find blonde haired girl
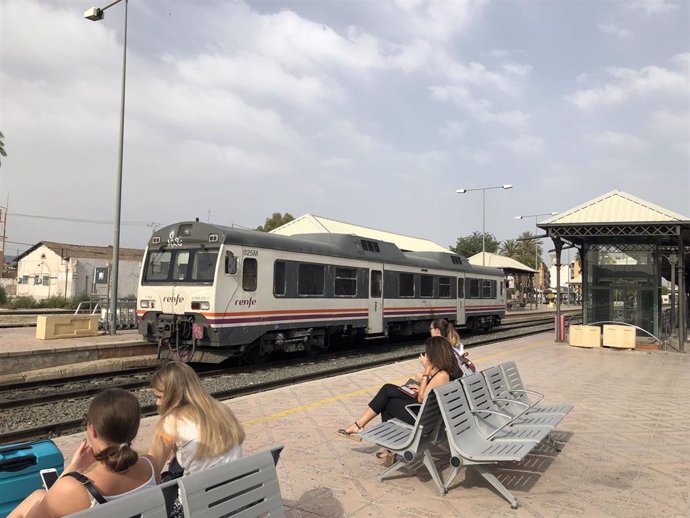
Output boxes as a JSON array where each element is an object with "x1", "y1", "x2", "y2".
[{"x1": 148, "y1": 362, "x2": 245, "y2": 476}]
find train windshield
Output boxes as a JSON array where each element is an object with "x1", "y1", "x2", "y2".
[{"x1": 143, "y1": 248, "x2": 219, "y2": 283}]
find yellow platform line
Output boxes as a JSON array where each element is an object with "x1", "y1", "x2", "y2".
[{"x1": 244, "y1": 341, "x2": 545, "y2": 427}]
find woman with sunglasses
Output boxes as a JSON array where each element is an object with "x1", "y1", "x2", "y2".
[
  {"x1": 9, "y1": 388, "x2": 157, "y2": 518},
  {"x1": 337, "y1": 336, "x2": 460, "y2": 463}
]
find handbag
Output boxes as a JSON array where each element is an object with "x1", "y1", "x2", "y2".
[
  {"x1": 160, "y1": 457, "x2": 184, "y2": 482},
  {"x1": 458, "y1": 352, "x2": 476, "y2": 375}
]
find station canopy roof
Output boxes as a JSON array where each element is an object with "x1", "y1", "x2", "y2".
[
  {"x1": 467, "y1": 252, "x2": 536, "y2": 274},
  {"x1": 539, "y1": 190, "x2": 690, "y2": 248},
  {"x1": 271, "y1": 213, "x2": 449, "y2": 253},
  {"x1": 541, "y1": 190, "x2": 688, "y2": 225}
]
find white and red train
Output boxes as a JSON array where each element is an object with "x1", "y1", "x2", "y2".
[{"x1": 137, "y1": 221, "x2": 506, "y2": 362}]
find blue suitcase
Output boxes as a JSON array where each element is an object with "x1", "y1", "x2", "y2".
[{"x1": 0, "y1": 440, "x2": 64, "y2": 518}]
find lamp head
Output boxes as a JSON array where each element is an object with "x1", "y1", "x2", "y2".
[
  {"x1": 501, "y1": 184, "x2": 513, "y2": 189},
  {"x1": 84, "y1": 7, "x2": 104, "y2": 21},
  {"x1": 456, "y1": 189, "x2": 467, "y2": 194},
  {"x1": 514, "y1": 216, "x2": 523, "y2": 220},
  {"x1": 549, "y1": 211, "x2": 559, "y2": 215}
]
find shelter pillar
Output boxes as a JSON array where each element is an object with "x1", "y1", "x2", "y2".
[
  {"x1": 554, "y1": 238, "x2": 563, "y2": 342},
  {"x1": 679, "y1": 234, "x2": 687, "y2": 351}
]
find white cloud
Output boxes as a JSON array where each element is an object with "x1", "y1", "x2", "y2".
[
  {"x1": 439, "y1": 120, "x2": 466, "y2": 140},
  {"x1": 429, "y1": 86, "x2": 529, "y2": 130},
  {"x1": 502, "y1": 63, "x2": 533, "y2": 76},
  {"x1": 627, "y1": 0, "x2": 678, "y2": 15},
  {"x1": 598, "y1": 23, "x2": 632, "y2": 38},
  {"x1": 567, "y1": 60, "x2": 689, "y2": 110},
  {"x1": 588, "y1": 130, "x2": 648, "y2": 151},
  {"x1": 499, "y1": 135, "x2": 544, "y2": 156},
  {"x1": 648, "y1": 110, "x2": 690, "y2": 136}
]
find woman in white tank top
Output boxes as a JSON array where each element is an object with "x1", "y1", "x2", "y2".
[{"x1": 9, "y1": 389, "x2": 159, "y2": 518}]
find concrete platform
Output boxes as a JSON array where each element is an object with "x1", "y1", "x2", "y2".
[
  {"x1": 0, "y1": 327, "x2": 157, "y2": 384},
  {"x1": 51, "y1": 332, "x2": 689, "y2": 517}
]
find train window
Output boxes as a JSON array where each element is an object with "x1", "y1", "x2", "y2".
[
  {"x1": 421, "y1": 275, "x2": 433, "y2": 298},
  {"x1": 335, "y1": 267, "x2": 357, "y2": 296},
  {"x1": 481, "y1": 279, "x2": 492, "y2": 298},
  {"x1": 399, "y1": 273, "x2": 414, "y2": 297},
  {"x1": 22, "y1": 275, "x2": 29, "y2": 285},
  {"x1": 274, "y1": 261, "x2": 286, "y2": 296},
  {"x1": 439, "y1": 277, "x2": 451, "y2": 298},
  {"x1": 242, "y1": 258, "x2": 258, "y2": 291},
  {"x1": 145, "y1": 251, "x2": 171, "y2": 281},
  {"x1": 192, "y1": 250, "x2": 218, "y2": 281},
  {"x1": 43, "y1": 275, "x2": 50, "y2": 285},
  {"x1": 371, "y1": 270, "x2": 382, "y2": 298},
  {"x1": 468, "y1": 278, "x2": 480, "y2": 298},
  {"x1": 225, "y1": 251, "x2": 237, "y2": 274},
  {"x1": 458, "y1": 277, "x2": 465, "y2": 298},
  {"x1": 298, "y1": 263, "x2": 325, "y2": 296},
  {"x1": 173, "y1": 251, "x2": 190, "y2": 281}
]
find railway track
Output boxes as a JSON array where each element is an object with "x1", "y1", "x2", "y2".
[{"x1": 0, "y1": 313, "x2": 580, "y2": 444}]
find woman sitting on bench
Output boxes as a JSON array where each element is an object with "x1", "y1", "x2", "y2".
[
  {"x1": 10, "y1": 389, "x2": 158, "y2": 518},
  {"x1": 148, "y1": 362, "x2": 245, "y2": 518},
  {"x1": 337, "y1": 337, "x2": 460, "y2": 463}
]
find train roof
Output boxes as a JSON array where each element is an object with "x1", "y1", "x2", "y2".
[{"x1": 148, "y1": 221, "x2": 503, "y2": 276}]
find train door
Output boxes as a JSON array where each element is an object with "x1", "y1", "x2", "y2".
[
  {"x1": 368, "y1": 268, "x2": 384, "y2": 333},
  {"x1": 456, "y1": 276, "x2": 466, "y2": 325}
]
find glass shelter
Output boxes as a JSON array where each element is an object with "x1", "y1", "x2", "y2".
[{"x1": 538, "y1": 190, "x2": 689, "y2": 351}]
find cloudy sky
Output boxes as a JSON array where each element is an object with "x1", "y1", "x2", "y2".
[{"x1": 1, "y1": 0, "x2": 688, "y2": 258}]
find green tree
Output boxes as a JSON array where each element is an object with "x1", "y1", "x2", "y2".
[
  {"x1": 450, "y1": 231, "x2": 500, "y2": 258},
  {"x1": 256, "y1": 212, "x2": 295, "y2": 232},
  {"x1": 500, "y1": 239, "x2": 520, "y2": 258},
  {"x1": 515, "y1": 231, "x2": 543, "y2": 269}
]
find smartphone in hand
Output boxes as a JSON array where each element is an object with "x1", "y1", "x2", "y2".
[{"x1": 39, "y1": 468, "x2": 59, "y2": 490}]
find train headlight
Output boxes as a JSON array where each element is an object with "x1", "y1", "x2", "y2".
[
  {"x1": 140, "y1": 300, "x2": 149, "y2": 308},
  {"x1": 191, "y1": 301, "x2": 210, "y2": 310}
]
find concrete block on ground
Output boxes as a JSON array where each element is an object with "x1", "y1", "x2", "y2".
[
  {"x1": 602, "y1": 324, "x2": 636, "y2": 349},
  {"x1": 569, "y1": 325, "x2": 601, "y2": 348},
  {"x1": 36, "y1": 315, "x2": 100, "y2": 340}
]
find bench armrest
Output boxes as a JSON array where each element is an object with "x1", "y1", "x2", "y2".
[
  {"x1": 510, "y1": 388, "x2": 544, "y2": 404},
  {"x1": 404, "y1": 403, "x2": 421, "y2": 419}
]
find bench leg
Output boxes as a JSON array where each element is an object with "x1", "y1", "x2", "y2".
[
  {"x1": 546, "y1": 434, "x2": 562, "y2": 452},
  {"x1": 377, "y1": 457, "x2": 406, "y2": 483},
  {"x1": 422, "y1": 450, "x2": 446, "y2": 496},
  {"x1": 474, "y1": 465, "x2": 518, "y2": 509}
]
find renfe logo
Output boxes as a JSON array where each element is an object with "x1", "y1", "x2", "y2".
[
  {"x1": 234, "y1": 297, "x2": 257, "y2": 307},
  {"x1": 163, "y1": 295, "x2": 185, "y2": 305}
]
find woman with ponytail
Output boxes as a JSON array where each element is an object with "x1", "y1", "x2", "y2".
[{"x1": 9, "y1": 388, "x2": 157, "y2": 518}]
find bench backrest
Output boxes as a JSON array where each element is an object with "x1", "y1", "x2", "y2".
[
  {"x1": 460, "y1": 372, "x2": 506, "y2": 431},
  {"x1": 178, "y1": 448, "x2": 284, "y2": 518},
  {"x1": 482, "y1": 365, "x2": 513, "y2": 408},
  {"x1": 432, "y1": 381, "x2": 489, "y2": 456},
  {"x1": 415, "y1": 390, "x2": 443, "y2": 443},
  {"x1": 500, "y1": 361, "x2": 526, "y2": 395},
  {"x1": 67, "y1": 479, "x2": 175, "y2": 518}
]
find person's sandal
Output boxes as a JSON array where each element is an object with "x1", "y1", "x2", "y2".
[
  {"x1": 337, "y1": 421, "x2": 363, "y2": 442},
  {"x1": 376, "y1": 450, "x2": 397, "y2": 467}
]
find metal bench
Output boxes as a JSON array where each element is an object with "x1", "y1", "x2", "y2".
[
  {"x1": 67, "y1": 446, "x2": 285, "y2": 518},
  {"x1": 357, "y1": 389, "x2": 446, "y2": 495},
  {"x1": 433, "y1": 381, "x2": 538, "y2": 509}
]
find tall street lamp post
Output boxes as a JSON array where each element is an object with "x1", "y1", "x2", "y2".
[
  {"x1": 456, "y1": 185, "x2": 513, "y2": 265},
  {"x1": 84, "y1": 0, "x2": 128, "y2": 334},
  {"x1": 514, "y1": 211, "x2": 558, "y2": 305}
]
